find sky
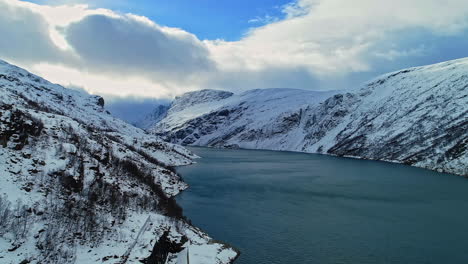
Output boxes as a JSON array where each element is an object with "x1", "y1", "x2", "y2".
[
  {"x1": 23, "y1": 0, "x2": 292, "y2": 40},
  {"x1": 2, "y1": 0, "x2": 468, "y2": 102}
]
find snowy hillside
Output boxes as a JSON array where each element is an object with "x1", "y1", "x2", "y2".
[
  {"x1": 151, "y1": 59, "x2": 468, "y2": 176},
  {"x1": 151, "y1": 88, "x2": 337, "y2": 148},
  {"x1": 134, "y1": 104, "x2": 170, "y2": 130},
  {"x1": 0, "y1": 60, "x2": 238, "y2": 263},
  {"x1": 154, "y1": 89, "x2": 236, "y2": 133}
]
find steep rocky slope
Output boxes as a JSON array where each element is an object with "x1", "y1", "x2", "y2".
[
  {"x1": 134, "y1": 104, "x2": 170, "y2": 130},
  {"x1": 0, "y1": 60, "x2": 237, "y2": 263},
  {"x1": 151, "y1": 59, "x2": 468, "y2": 176}
]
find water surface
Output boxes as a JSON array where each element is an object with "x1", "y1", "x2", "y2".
[{"x1": 176, "y1": 147, "x2": 468, "y2": 264}]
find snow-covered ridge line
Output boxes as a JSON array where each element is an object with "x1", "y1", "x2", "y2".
[
  {"x1": 150, "y1": 58, "x2": 468, "y2": 176},
  {"x1": 0, "y1": 59, "x2": 238, "y2": 264}
]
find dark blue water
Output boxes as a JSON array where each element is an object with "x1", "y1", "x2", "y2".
[{"x1": 176, "y1": 147, "x2": 468, "y2": 264}]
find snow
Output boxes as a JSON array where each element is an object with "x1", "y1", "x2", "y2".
[
  {"x1": 152, "y1": 58, "x2": 468, "y2": 176},
  {"x1": 156, "y1": 89, "x2": 236, "y2": 132},
  {"x1": 156, "y1": 88, "x2": 336, "y2": 134},
  {"x1": 151, "y1": 88, "x2": 337, "y2": 150},
  {"x1": 0, "y1": 59, "x2": 238, "y2": 263},
  {"x1": 71, "y1": 212, "x2": 237, "y2": 264}
]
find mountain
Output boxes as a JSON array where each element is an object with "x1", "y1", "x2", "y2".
[
  {"x1": 153, "y1": 89, "x2": 236, "y2": 133},
  {"x1": 104, "y1": 99, "x2": 171, "y2": 130},
  {"x1": 151, "y1": 88, "x2": 337, "y2": 146},
  {"x1": 0, "y1": 60, "x2": 238, "y2": 263},
  {"x1": 150, "y1": 58, "x2": 468, "y2": 176},
  {"x1": 134, "y1": 104, "x2": 170, "y2": 130}
]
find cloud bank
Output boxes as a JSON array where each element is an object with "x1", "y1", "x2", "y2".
[{"x1": 1, "y1": 0, "x2": 468, "y2": 98}]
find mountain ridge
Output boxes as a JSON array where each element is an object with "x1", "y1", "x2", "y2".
[
  {"x1": 0, "y1": 59, "x2": 238, "y2": 263},
  {"x1": 150, "y1": 58, "x2": 468, "y2": 176}
]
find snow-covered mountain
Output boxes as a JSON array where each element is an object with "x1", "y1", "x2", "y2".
[
  {"x1": 154, "y1": 89, "x2": 236, "y2": 133},
  {"x1": 150, "y1": 58, "x2": 468, "y2": 176},
  {"x1": 134, "y1": 104, "x2": 170, "y2": 130},
  {"x1": 0, "y1": 60, "x2": 238, "y2": 263},
  {"x1": 151, "y1": 88, "x2": 337, "y2": 146}
]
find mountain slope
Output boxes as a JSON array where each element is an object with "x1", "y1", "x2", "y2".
[
  {"x1": 151, "y1": 88, "x2": 337, "y2": 148},
  {"x1": 134, "y1": 104, "x2": 170, "y2": 130},
  {"x1": 151, "y1": 58, "x2": 468, "y2": 176},
  {"x1": 0, "y1": 60, "x2": 237, "y2": 263}
]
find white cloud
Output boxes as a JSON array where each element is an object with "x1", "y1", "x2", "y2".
[
  {"x1": 0, "y1": 0, "x2": 64, "y2": 62},
  {"x1": 248, "y1": 14, "x2": 279, "y2": 25},
  {"x1": 0, "y1": 0, "x2": 214, "y2": 97},
  {"x1": 208, "y1": 0, "x2": 468, "y2": 77},
  {"x1": 1, "y1": 0, "x2": 468, "y2": 98},
  {"x1": 29, "y1": 63, "x2": 202, "y2": 98},
  {"x1": 64, "y1": 13, "x2": 215, "y2": 80},
  {"x1": 374, "y1": 46, "x2": 427, "y2": 61}
]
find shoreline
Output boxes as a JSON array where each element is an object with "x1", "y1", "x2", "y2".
[
  {"x1": 172, "y1": 158, "x2": 241, "y2": 264},
  {"x1": 185, "y1": 145, "x2": 467, "y2": 177}
]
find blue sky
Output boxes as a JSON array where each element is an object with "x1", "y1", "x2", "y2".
[
  {"x1": 3, "y1": 0, "x2": 468, "y2": 100},
  {"x1": 23, "y1": 0, "x2": 292, "y2": 40}
]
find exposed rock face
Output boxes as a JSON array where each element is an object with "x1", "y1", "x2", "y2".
[
  {"x1": 95, "y1": 96, "x2": 105, "y2": 107},
  {"x1": 0, "y1": 60, "x2": 238, "y2": 263},
  {"x1": 151, "y1": 59, "x2": 468, "y2": 176}
]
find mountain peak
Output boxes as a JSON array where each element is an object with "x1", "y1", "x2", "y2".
[{"x1": 171, "y1": 89, "x2": 234, "y2": 112}]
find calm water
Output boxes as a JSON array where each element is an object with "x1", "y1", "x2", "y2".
[{"x1": 176, "y1": 147, "x2": 468, "y2": 264}]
